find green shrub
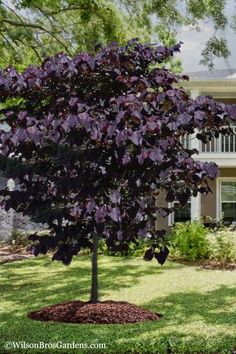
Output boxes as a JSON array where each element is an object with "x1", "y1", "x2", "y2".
[
  {"x1": 171, "y1": 221, "x2": 209, "y2": 261},
  {"x1": 82, "y1": 238, "x2": 151, "y2": 258},
  {"x1": 11, "y1": 229, "x2": 29, "y2": 247},
  {"x1": 98, "y1": 238, "x2": 149, "y2": 257},
  {"x1": 207, "y1": 228, "x2": 236, "y2": 264}
]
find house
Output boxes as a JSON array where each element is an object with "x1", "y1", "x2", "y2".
[
  {"x1": 0, "y1": 177, "x2": 45, "y2": 241},
  {"x1": 157, "y1": 69, "x2": 236, "y2": 230}
]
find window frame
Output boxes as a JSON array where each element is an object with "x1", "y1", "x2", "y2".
[
  {"x1": 168, "y1": 201, "x2": 191, "y2": 226},
  {"x1": 217, "y1": 177, "x2": 236, "y2": 223}
]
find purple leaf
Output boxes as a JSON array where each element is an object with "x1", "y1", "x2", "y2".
[
  {"x1": 27, "y1": 126, "x2": 41, "y2": 145},
  {"x1": 143, "y1": 248, "x2": 154, "y2": 261},
  {"x1": 109, "y1": 207, "x2": 121, "y2": 223},
  {"x1": 122, "y1": 153, "x2": 131, "y2": 165},
  {"x1": 165, "y1": 190, "x2": 175, "y2": 203},
  {"x1": 69, "y1": 97, "x2": 79, "y2": 107},
  {"x1": 117, "y1": 230, "x2": 123, "y2": 241},
  {"x1": 86, "y1": 200, "x2": 95, "y2": 214},
  {"x1": 116, "y1": 130, "x2": 127, "y2": 146},
  {"x1": 177, "y1": 190, "x2": 190, "y2": 206},
  {"x1": 157, "y1": 208, "x2": 171, "y2": 217},
  {"x1": 159, "y1": 169, "x2": 170, "y2": 179},
  {"x1": 70, "y1": 207, "x2": 82, "y2": 218},
  {"x1": 137, "y1": 149, "x2": 148, "y2": 165},
  {"x1": 135, "y1": 210, "x2": 143, "y2": 222},
  {"x1": 138, "y1": 228, "x2": 147, "y2": 238},
  {"x1": 78, "y1": 112, "x2": 91, "y2": 132},
  {"x1": 194, "y1": 110, "x2": 205, "y2": 122},
  {"x1": 95, "y1": 207, "x2": 107, "y2": 223},
  {"x1": 166, "y1": 89, "x2": 176, "y2": 97},
  {"x1": 130, "y1": 131, "x2": 142, "y2": 145},
  {"x1": 149, "y1": 147, "x2": 162, "y2": 162},
  {"x1": 91, "y1": 128, "x2": 102, "y2": 141},
  {"x1": 67, "y1": 115, "x2": 78, "y2": 128},
  {"x1": 226, "y1": 104, "x2": 236, "y2": 120},
  {"x1": 18, "y1": 111, "x2": 27, "y2": 121},
  {"x1": 154, "y1": 246, "x2": 169, "y2": 265},
  {"x1": 99, "y1": 166, "x2": 106, "y2": 174},
  {"x1": 109, "y1": 190, "x2": 121, "y2": 204},
  {"x1": 204, "y1": 162, "x2": 218, "y2": 179},
  {"x1": 146, "y1": 121, "x2": 157, "y2": 131},
  {"x1": 17, "y1": 128, "x2": 28, "y2": 142},
  {"x1": 178, "y1": 112, "x2": 191, "y2": 125}
]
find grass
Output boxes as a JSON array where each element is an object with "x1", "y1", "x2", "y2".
[{"x1": 0, "y1": 255, "x2": 236, "y2": 354}]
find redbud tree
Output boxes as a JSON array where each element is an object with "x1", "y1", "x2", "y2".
[{"x1": 0, "y1": 40, "x2": 235, "y2": 303}]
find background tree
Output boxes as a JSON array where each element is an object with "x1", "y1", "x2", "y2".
[
  {"x1": 0, "y1": 40, "x2": 235, "y2": 303},
  {"x1": 118, "y1": 0, "x2": 233, "y2": 70},
  {"x1": 0, "y1": 0, "x2": 131, "y2": 70},
  {"x1": 0, "y1": 0, "x2": 235, "y2": 71}
]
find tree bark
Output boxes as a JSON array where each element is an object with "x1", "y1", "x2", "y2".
[{"x1": 90, "y1": 232, "x2": 99, "y2": 303}]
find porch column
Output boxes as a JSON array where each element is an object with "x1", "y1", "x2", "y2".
[
  {"x1": 191, "y1": 194, "x2": 201, "y2": 221},
  {"x1": 190, "y1": 87, "x2": 201, "y2": 220},
  {"x1": 190, "y1": 89, "x2": 200, "y2": 152},
  {"x1": 190, "y1": 89, "x2": 200, "y2": 99}
]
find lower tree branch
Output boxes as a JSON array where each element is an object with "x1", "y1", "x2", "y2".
[{"x1": 2, "y1": 19, "x2": 72, "y2": 55}]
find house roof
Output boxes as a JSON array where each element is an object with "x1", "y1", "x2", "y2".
[
  {"x1": 186, "y1": 69, "x2": 236, "y2": 81},
  {"x1": 179, "y1": 69, "x2": 236, "y2": 100}
]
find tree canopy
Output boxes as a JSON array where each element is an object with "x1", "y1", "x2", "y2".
[
  {"x1": 0, "y1": 39, "x2": 235, "y2": 270},
  {"x1": 0, "y1": 0, "x2": 234, "y2": 70}
]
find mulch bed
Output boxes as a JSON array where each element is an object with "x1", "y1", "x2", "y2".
[
  {"x1": 28, "y1": 300, "x2": 161, "y2": 324},
  {"x1": 172, "y1": 258, "x2": 236, "y2": 271},
  {"x1": 0, "y1": 245, "x2": 32, "y2": 264}
]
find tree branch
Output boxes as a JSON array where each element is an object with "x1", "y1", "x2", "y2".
[
  {"x1": 34, "y1": 6, "x2": 72, "y2": 38},
  {"x1": 0, "y1": 33, "x2": 20, "y2": 56},
  {"x1": 18, "y1": 38, "x2": 42, "y2": 62},
  {"x1": 4, "y1": 4, "x2": 45, "y2": 51},
  {"x1": 34, "y1": 4, "x2": 97, "y2": 16},
  {"x1": 2, "y1": 19, "x2": 72, "y2": 55}
]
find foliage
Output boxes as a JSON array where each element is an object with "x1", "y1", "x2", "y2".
[
  {"x1": 207, "y1": 228, "x2": 236, "y2": 264},
  {"x1": 97, "y1": 238, "x2": 153, "y2": 257},
  {"x1": 0, "y1": 40, "x2": 235, "y2": 269},
  {"x1": 1, "y1": 256, "x2": 236, "y2": 354},
  {"x1": 11, "y1": 229, "x2": 29, "y2": 247},
  {"x1": 0, "y1": 0, "x2": 129, "y2": 71},
  {"x1": 200, "y1": 37, "x2": 230, "y2": 70},
  {"x1": 171, "y1": 221, "x2": 209, "y2": 261},
  {"x1": 171, "y1": 222, "x2": 236, "y2": 264},
  {"x1": 119, "y1": 0, "x2": 232, "y2": 69},
  {"x1": 0, "y1": 0, "x2": 235, "y2": 70},
  {"x1": 10, "y1": 229, "x2": 50, "y2": 248}
]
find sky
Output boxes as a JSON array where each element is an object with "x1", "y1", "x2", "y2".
[{"x1": 177, "y1": 0, "x2": 236, "y2": 73}]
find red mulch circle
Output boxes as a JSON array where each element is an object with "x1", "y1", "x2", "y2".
[{"x1": 28, "y1": 300, "x2": 161, "y2": 324}]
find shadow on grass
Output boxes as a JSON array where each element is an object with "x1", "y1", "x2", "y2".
[
  {"x1": 112, "y1": 285, "x2": 236, "y2": 353},
  {"x1": 1, "y1": 257, "x2": 236, "y2": 353},
  {"x1": 143, "y1": 285, "x2": 236, "y2": 327},
  {"x1": 113, "y1": 329, "x2": 236, "y2": 354},
  {"x1": 0, "y1": 255, "x2": 183, "y2": 319}
]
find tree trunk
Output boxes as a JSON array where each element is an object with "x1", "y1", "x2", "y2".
[{"x1": 90, "y1": 232, "x2": 99, "y2": 303}]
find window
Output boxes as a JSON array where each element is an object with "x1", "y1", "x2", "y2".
[
  {"x1": 220, "y1": 180, "x2": 236, "y2": 222},
  {"x1": 170, "y1": 201, "x2": 191, "y2": 225},
  {"x1": 179, "y1": 134, "x2": 190, "y2": 149}
]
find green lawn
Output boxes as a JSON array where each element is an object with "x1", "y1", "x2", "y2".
[{"x1": 0, "y1": 255, "x2": 236, "y2": 354}]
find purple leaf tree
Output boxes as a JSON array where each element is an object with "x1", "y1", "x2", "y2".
[{"x1": 0, "y1": 39, "x2": 235, "y2": 303}]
